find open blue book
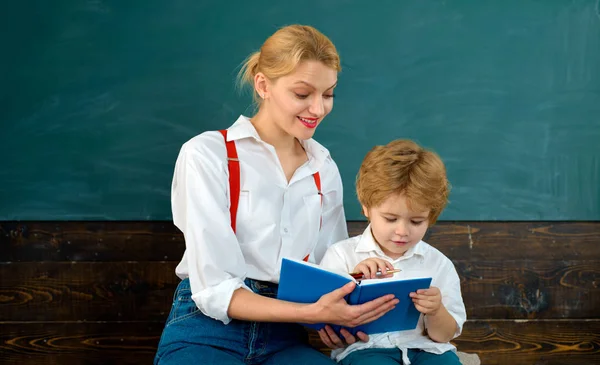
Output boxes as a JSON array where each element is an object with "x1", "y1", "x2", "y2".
[{"x1": 277, "y1": 257, "x2": 432, "y2": 335}]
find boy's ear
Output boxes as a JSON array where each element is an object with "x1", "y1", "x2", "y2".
[{"x1": 361, "y1": 205, "x2": 370, "y2": 219}]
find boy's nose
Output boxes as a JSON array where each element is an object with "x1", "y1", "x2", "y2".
[{"x1": 395, "y1": 221, "x2": 409, "y2": 236}]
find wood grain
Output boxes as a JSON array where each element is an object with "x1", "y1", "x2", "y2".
[
  {"x1": 0, "y1": 262, "x2": 179, "y2": 322},
  {"x1": 1, "y1": 320, "x2": 598, "y2": 365},
  {"x1": 0, "y1": 221, "x2": 183, "y2": 262},
  {"x1": 308, "y1": 320, "x2": 600, "y2": 364},
  {"x1": 1, "y1": 221, "x2": 598, "y2": 364},
  {"x1": 1, "y1": 260, "x2": 598, "y2": 321},
  {"x1": 454, "y1": 260, "x2": 599, "y2": 319},
  {"x1": 2, "y1": 221, "x2": 599, "y2": 261},
  {"x1": 0, "y1": 322, "x2": 161, "y2": 365}
]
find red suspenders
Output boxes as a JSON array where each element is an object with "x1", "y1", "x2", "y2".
[
  {"x1": 219, "y1": 129, "x2": 321, "y2": 262},
  {"x1": 218, "y1": 130, "x2": 241, "y2": 233}
]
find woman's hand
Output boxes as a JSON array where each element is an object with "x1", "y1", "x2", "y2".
[
  {"x1": 353, "y1": 258, "x2": 395, "y2": 279},
  {"x1": 318, "y1": 325, "x2": 369, "y2": 349},
  {"x1": 310, "y1": 281, "x2": 399, "y2": 328}
]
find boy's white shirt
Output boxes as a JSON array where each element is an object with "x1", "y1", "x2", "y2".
[{"x1": 319, "y1": 225, "x2": 467, "y2": 364}]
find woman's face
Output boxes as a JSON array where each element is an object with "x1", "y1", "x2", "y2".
[{"x1": 259, "y1": 60, "x2": 338, "y2": 140}]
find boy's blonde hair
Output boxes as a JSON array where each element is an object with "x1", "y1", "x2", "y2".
[
  {"x1": 356, "y1": 139, "x2": 450, "y2": 224},
  {"x1": 237, "y1": 24, "x2": 341, "y2": 105}
]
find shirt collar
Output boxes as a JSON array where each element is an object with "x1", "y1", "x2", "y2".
[
  {"x1": 226, "y1": 115, "x2": 261, "y2": 141},
  {"x1": 355, "y1": 224, "x2": 426, "y2": 260},
  {"x1": 226, "y1": 115, "x2": 331, "y2": 172},
  {"x1": 298, "y1": 138, "x2": 330, "y2": 172}
]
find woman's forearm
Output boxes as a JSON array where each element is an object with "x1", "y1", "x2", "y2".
[
  {"x1": 227, "y1": 288, "x2": 317, "y2": 323},
  {"x1": 228, "y1": 284, "x2": 398, "y2": 328}
]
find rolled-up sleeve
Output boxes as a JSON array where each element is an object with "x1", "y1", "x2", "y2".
[
  {"x1": 171, "y1": 134, "x2": 250, "y2": 324},
  {"x1": 313, "y1": 158, "x2": 348, "y2": 264},
  {"x1": 426, "y1": 259, "x2": 466, "y2": 338}
]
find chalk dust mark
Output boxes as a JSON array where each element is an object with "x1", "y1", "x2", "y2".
[{"x1": 467, "y1": 225, "x2": 474, "y2": 249}]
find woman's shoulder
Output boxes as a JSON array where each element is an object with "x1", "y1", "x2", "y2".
[
  {"x1": 179, "y1": 115, "x2": 251, "y2": 158},
  {"x1": 177, "y1": 130, "x2": 228, "y2": 166}
]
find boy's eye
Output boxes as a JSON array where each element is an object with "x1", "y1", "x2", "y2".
[
  {"x1": 411, "y1": 220, "x2": 425, "y2": 225},
  {"x1": 385, "y1": 217, "x2": 396, "y2": 223}
]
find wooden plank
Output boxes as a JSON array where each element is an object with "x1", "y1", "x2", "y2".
[
  {"x1": 2, "y1": 221, "x2": 599, "y2": 262},
  {"x1": 308, "y1": 320, "x2": 600, "y2": 365},
  {"x1": 0, "y1": 221, "x2": 184, "y2": 262},
  {"x1": 0, "y1": 262, "x2": 179, "y2": 322},
  {"x1": 454, "y1": 259, "x2": 599, "y2": 319},
  {"x1": 350, "y1": 221, "x2": 600, "y2": 260},
  {"x1": 453, "y1": 320, "x2": 600, "y2": 365},
  {"x1": 0, "y1": 322, "x2": 161, "y2": 365},
  {"x1": 1, "y1": 320, "x2": 598, "y2": 365},
  {"x1": 1, "y1": 260, "x2": 598, "y2": 321}
]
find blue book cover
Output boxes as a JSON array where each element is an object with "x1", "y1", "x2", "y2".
[
  {"x1": 348, "y1": 276, "x2": 432, "y2": 335},
  {"x1": 276, "y1": 258, "x2": 353, "y2": 330},
  {"x1": 276, "y1": 257, "x2": 432, "y2": 335}
]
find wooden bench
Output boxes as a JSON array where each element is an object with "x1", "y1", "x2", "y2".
[{"x1": 1, "y1": 221, "x2": 599, "y2": 364}]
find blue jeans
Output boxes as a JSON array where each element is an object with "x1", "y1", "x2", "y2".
[
  {"x1": 154, "y1": 278, "x2": 334, "y2": 365},
  {"x1": 340, "y1": 348, "x2": 461, "y2": 365}
]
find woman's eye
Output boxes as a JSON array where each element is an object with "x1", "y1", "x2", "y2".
[
  {"x1": 324, "y1": 94, "x2": 335, "y2": 99},
  {"x1": 295, "y1": 93, "x2": 309, "y2": 99}
]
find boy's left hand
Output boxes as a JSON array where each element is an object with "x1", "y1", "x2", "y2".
[{"x1": 410, "y1": 286, "x2": 442, "y2": 316}]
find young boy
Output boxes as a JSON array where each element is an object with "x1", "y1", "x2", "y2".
[{"x1": 319, "y1": 139, "x2": 466, "y2": 365}]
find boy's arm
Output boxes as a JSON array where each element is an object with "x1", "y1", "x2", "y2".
[
  {"x1": 423, "y1": 301, "x2": 458, "y2": 343},
  {"x1": 423, "y1": 260, "x2": 466, "y2": 343}
]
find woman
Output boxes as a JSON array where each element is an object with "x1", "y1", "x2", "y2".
[{"x1": 154, "y1": 24, "x2": 398, "y2": 364}]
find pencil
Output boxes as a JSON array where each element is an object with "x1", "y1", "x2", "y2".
[{"x1": 349, "y1": 268, "x2": 402, "y2": 280}]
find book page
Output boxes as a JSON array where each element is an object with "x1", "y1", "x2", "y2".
[
  {"x1": 282, "y1": 257, "x2": 356, "y2": 282},
  {"x1": 358, "y1": 275, "x2": 431, "y2": 286}
]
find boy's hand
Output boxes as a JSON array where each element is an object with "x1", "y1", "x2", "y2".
[
  {"x1": 410, "y1": 286, "x2": 443, "y2": 315},
  {"x1": 353, "y1": 258, "x2": 395, "y2": 279},
  {"x1": 317, "y1": 325, "x2": 369, "y2": 349}
]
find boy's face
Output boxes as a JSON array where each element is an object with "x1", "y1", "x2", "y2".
[{"x1": 363, "y1": 193, "x2": 430, "y2": 260}]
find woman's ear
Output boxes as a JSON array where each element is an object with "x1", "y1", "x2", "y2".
[{"x1": 254, "y1": 72, "x2": 268, "y2": 100}]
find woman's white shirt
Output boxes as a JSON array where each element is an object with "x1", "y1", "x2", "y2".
[{"x1": 172, "y1": 115, "x2": 348, "y2": 324}]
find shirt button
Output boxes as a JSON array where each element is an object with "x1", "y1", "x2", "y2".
[{"x1": 283, "y1": 227, "x2": 289, "y2": 233}]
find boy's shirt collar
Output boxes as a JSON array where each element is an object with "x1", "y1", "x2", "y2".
[{"x1": 355, "y1": 224, "x2": 426, "y2": 261}]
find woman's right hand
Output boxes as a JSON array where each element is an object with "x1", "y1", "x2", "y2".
[{"x1": 310, "y1": 281, "x2": 399, "y2": 328}]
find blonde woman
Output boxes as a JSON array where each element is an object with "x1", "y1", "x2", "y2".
[{"x1": 154, "y1": 25, "x2": 399, "y2": 364}]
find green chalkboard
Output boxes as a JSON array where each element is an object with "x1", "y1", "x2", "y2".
[{"x1": 1, "y1": 0, "x2": 599, "y2": 220}]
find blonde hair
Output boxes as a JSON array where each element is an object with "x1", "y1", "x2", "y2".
[
  {"x1": 356, "y1": 139, "x2": 450, "y2": 224},
  {"x1": 237, "y1": 24, "x2": 341, "y2": 104}
]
